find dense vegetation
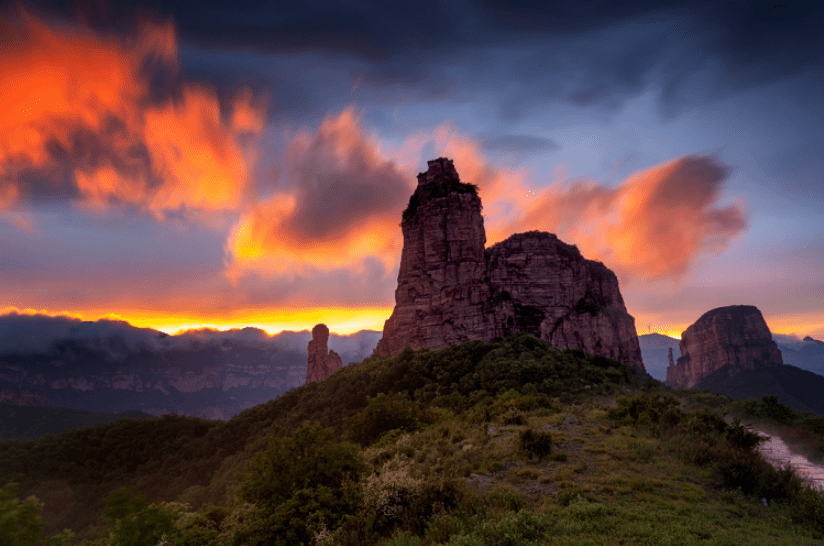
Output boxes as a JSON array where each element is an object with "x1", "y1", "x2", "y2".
[
  {"x1": 402, "y1": 178, "x2": 480, "y2": 221},
  {"x1": 0, "y1": 405, "x2": 152, "y2": 442},
  {"x1": 2, "y1": 334, "x2": 824, "y2": 544}
]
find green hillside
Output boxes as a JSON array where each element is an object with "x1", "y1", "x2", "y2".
[
  {"x1": 0, "y1": 404, "x2": 153, "y2": 441},
  {"x1": 2, "y1": 334, "x2": 824, "y2": 545}
]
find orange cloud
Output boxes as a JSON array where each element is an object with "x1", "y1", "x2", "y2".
[
  {"x1": 508, "y1": 155, "x2": 747, "y2": 281},
  {"x1": 401, "y1": 126, "x2": 746, "y2": 283},
  {"x1": 227, "y1": 108, "x2": 412, "y2": 277},
  {"x1": 0, "y1": 8, "x2": 264, "y2": 218}
]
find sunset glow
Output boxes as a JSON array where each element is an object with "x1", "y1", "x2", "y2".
[
  {"x1": 0, "y1": 306, "x2": 393, "y2": 336},
  {"x1": 0, "y1": 3, "x2": 822, "y2": 344}
]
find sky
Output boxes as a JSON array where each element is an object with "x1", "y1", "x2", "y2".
[{"x1": 0, "y1": 0, "x2": 822, "y2": 340}]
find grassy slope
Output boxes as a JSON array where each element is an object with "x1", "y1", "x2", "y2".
[
  {"x1": 2, "y1": 334, "x2": 824, "y2": 544},
  {"x1": 360, "y1": 401, "x2": 820, "y2": 545}
]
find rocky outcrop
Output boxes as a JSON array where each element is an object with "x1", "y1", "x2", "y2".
[
  {"x1": 306, "y1": 324, "x2": 343, "y2": 384},
  {"x1": 374, "y1": 157, "x2": 644, "y2": 370},
  {"x1": 666, "y1": 305, "x2": 783, "y2": 388}
]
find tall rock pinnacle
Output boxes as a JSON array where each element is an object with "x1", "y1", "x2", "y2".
[
  {"x1": 306, "y1": 324, "x2": 343, "y2": 384},
  {"x1": 374, "y1": 158, "x2": 645, "y2": 370},
  {"x1": 666, "y1": 305, "x2": 783, "y2": 388}
]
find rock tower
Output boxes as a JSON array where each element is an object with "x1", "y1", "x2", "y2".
[
  {"x1": 374, "y1": 158, "x2": 645, "y2": 370},
  {"x1": 665, "y1": 305, "x2": 783, "y2": 388},
  {"x1": 306, "y1": 324, "x2": 343, "y2": 384}
]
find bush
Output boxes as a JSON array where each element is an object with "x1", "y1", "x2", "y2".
[
  {"x1": 790, "y1": 487, "x2": 824, "y2": 537},
  {"x1": 725, "y1": 419, "x2": 765, "y2": 450},
  {"x1": 239, "y1": 422, "x2": 364, "y2": 545},
  {"x1": 108, "y1": 503, "x2": 180, "y2": 546},
  {"x1": 518, "y1": 429, "x2": 552, "y2": 461},
  {"x1": 345, "y1": 394, "x2": 423, "y2": 447},
  {"x1": 608, "y1": 394, "x2": 682, "y2": 429},
  {"x1": 0, "y1": 482, "x2": 44, "y2": 546}
]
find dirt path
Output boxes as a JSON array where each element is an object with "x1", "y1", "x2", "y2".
[{"x1": 754, "y1": 429, "x2": 824, "y2": 491}]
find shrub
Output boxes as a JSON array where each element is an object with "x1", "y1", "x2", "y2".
[
  {"x1": 518, "y1": 429, "x2": 552, "y2": 461},
  {"x1": 363, "y1": 451, "x2": 462, "y2": 537},
  {"x1": 500, "y1": 407, "x2": 525, "y2": 426},
  {"x1": 790, "y1": 487, "x2": 824, "y2": 537},
  {"x1": 345, "y1": 394, "x2": 423, "y2": 447},
  {"x1": 725, "y1": 419, "x2": 765, "y2": 450},
  {"x1": 443, "y1": 510, "x2": 548, "y2": 545},
  {"x1": 608, "y1": 394, "x2": 682, "y2": 429},
  {"x1": 0, "y1": 482, "x2": 44, "y2": 546},
  {"x1": 239, "y1": 422, "x2": 364, "y2": 545},
  {"x1": 556, "y1": 487, "x2": 596, "y2": 507}
]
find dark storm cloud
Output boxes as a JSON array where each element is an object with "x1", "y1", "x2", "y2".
[{"x1": 17, "y1": 0, "x2": 823, "y2": 120}]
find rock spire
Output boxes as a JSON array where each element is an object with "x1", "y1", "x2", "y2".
[
  {"x1": 374, "y1": 158, "x2": 645, "y2": 370},
  {"x1": 306, "y1": 324, "x2": 343, "y2": 384}
]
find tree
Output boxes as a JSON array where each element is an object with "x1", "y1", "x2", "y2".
[
  {"x1": 104, "y1": 487, "x2": 180, "y2": 546},
  {"x1": 344, "y1": 393, "x2": 422, "y2": 446},
  {"x1": 0, "y1": 482, "x2": 44, "y2": 546},
  {"x1": 239, "y1": 422, "x2": 364, "y2": 545}
]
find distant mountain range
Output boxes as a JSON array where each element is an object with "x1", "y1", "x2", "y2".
[
  {"x1": 0, "y1": 312, "x2": 381, "y2": 420},
  {"x1": 639, "y1": 332, "x2": 824, "y2": 415},
  {"x1": 772, "y1": 334, "x2": 824, "y2": 376},
  {"x1": 4, "y1": 311, "x2": 820, "y2": 423}
]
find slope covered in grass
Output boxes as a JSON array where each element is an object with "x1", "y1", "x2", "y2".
[{"x1": 2, "y1": 334, "x2": 824, "y2": 545}]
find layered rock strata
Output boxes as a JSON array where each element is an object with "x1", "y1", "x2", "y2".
[
  {"x1": 666, "y1": 305, "x2": 783, "y2": 388},
  {"x1": 306, "y1": 324, "x2": 343, "y2": 384},
  {"x1": 374, "y1": 158, "x2": 644, "y2": 370}
]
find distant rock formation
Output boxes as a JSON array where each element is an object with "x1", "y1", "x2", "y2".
[
  {"x1": 306, "y1": 324, "x2": 343, "y2": 384},
  {"x1": 374, "y1": 157, "x2": 644, "y2": 370},
  {"x1": 637, "y1": 333, "x2": 681, "y2": 381},
  {"x1": 666, "y1": 305, "x2": 783, "y2": 388}
]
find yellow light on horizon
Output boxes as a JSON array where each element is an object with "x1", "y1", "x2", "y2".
[{"x1": 0, "y1": 306, "x2": 393, "y2": 335}]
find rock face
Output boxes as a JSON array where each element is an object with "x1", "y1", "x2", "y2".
[
  {"x1": 306, "y1": 324, "x2": 343, "y2": 384},
  {"x1": 374, "y1": 158, "x2": 644, "y2": 370},
  {"x1": 666, "y1": 305, "x2": 783, "y2": 388}
]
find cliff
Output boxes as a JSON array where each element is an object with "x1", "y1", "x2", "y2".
[
  {"x1": 666, "y1": 305, "x2": 783, "y2": 388},
  {"x1": 306, "y1": 324, "x2": 343, "y2": 383},
  {"x1": 374, "y1": 158, "x2": 644, "y2": 370}
]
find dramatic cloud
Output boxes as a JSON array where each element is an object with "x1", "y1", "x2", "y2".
[
  {"x1": 0, "y1": 8, "x2": 264, "y2": 218},
  {"x1": 508, "y1": 155, "x2": 747, "y2": 281},
  {"x1": 22, "y1": 0, "x2": 821, "y2": 125},
  {"x1": 400, "y1": 126, "x2": 747, "y2": 282},
  {"x1": 226, "y1": 108, "x2": 412, "y2": 277}
]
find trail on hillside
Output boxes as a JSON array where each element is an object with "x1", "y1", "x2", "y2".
[{"x1": 755, "y1": 429, "x2": 824, "y2": 491}]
